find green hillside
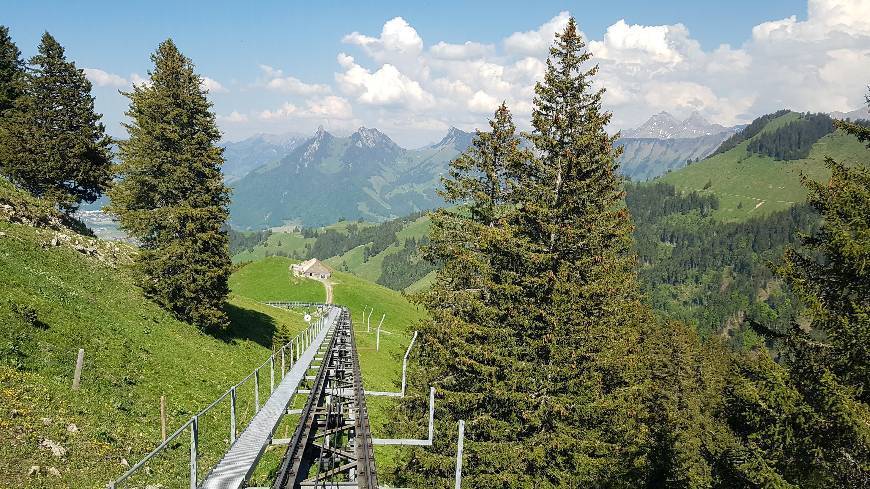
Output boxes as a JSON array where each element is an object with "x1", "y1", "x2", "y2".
[
  {"x1": 658, "y1": 111, "x2": 867, "y2": 221},
  {"x1": 0, "y1": 181, "x2": 313, "y2": 487},
  {"x1": 325, "y1": 213, "x2": 431, "y2": 286},
  {"x1": 223, "y1": 257, "x2": 426, "y2": 482}
]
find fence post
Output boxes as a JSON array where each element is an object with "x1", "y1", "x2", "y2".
[
  {"x1": 376, "y1": 326, "x2": 381, "y2": 352},
  {"x1": 72, "y1": 348, "x2": 84, "y2": 390},
  {"x1": 401, "y1": 331, "x2": 418, "y2": 396},
  {"x1": 429, "y1": 387, "x2": 436, "y2": 443},
  {"x1": 190, "y1": 416, "x2": 199, "y2": 489},
  {"x1": 270, "y1": 356, "x2": 275, "y2": 393},
  {"x1": 160, "y1": 395, "x2": 167, "y2": 441},
  {"x1": 367, "y1": 309, "x2": 373, "y2": 333},
  {"x1": 229, "y1": 387, "x2": 237, "y2": 444},
  {"x1": 455, "y1": 420, "x2": 465, "y2": 489},
  {"x1": 281, "y1": 348, "x2": 285, "y2": 379},
  {"x1": 254, "y1": 368, "x2": 260, "y2": 413}
]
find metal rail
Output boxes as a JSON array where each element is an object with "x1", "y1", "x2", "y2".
[
  {"x1": 272, "y1": 308, "x2": 378, "y2": 488},
  {"x1": 108, "y1": 304, "x2": 334, "y2": 489}
]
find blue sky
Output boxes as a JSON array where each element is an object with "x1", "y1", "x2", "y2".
[{"x1": 5, "y1": 1, "x2": 870, "y2": 146}]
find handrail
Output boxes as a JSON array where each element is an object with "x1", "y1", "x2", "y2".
[{"x1": 109, "y1": 304, "x2": 334, "y2": 488}]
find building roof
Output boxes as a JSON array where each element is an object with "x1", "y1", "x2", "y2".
[{"x1": 293, "y1": 258, "x2": 331, "y2": 275}]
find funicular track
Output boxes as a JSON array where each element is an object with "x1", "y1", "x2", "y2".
[{"x1": 272, "y1": 308, "x2": 378, "y2": 488}]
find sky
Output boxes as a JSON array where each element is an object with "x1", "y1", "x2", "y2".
[{"x1": 5, "y1": 0, "x2": 870, "y2": 147}]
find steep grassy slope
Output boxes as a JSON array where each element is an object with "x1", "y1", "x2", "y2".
[
  {"x1": 229, "y1": 256, "x2": 325, "y2": 303},
  {"x1": 0, "y1": 213, "x2": 314, "y2": 487},
  {"x1": 658, "y1": 112, "x2": 867, "y2": 221}
]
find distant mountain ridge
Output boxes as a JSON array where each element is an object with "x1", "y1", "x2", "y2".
[
  {"x1": 616, "y1": 111, "x2": 743, "y2": 180},
  {"x1": 229, "y1": 126, "x2": 474, "y2": 228},
  {"x1": 622, "y1": 111, "x2": 732, "y2": 139},
  {"x1": 221, "y1": 132, "x2": 305, "y2": 182}
]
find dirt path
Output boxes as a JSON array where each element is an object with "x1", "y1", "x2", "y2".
[{"x1": 314, "y1": 277, "x2": 334, "y2": 304}]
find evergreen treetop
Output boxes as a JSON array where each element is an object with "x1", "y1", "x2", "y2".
[
  {"x1": 0, "y1": 32, "x2": 112, "y2": 213},
  {"x1": 0, "y1": 25, "x2": 24, "y2": 114}
]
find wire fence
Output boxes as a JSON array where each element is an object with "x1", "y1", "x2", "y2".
[{"x1": 108, "y1": 304, "x2": 332, "y2": 489}]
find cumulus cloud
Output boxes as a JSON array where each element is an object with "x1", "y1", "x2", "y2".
[
  {"x1": 218, "y1": 110, "x2": 248, "y2": 123},
  {"x1": 429, "y1": 41, "x2": 493, "y2": 60},
  {"x1": 84, "y1": 68, "x2": 127, "y2": 87},
  {"x1": 503, "y1": 11, "x2": 571, "y2": 56},
  {"x1": 343, "y1": 17, "x2": 423, "y2": 63},
  {"x1": 259, "y1": 65, "x2": 330, "y2": 95},
  {"x1": 335, "y1": 53, "x2": 434, "y2": 108},
  {"x1": 259, "y1": 96, "x2": 353, "y2": 121},
  {"x1": 129, "y1": 73, "x2": 152, "y2": 88},
  {"x1": 201, "y1": 76, "x2": 228, "y2": 93},
  {"x1": 226, "y1": 0, "x2": 870, "y2": 146}
]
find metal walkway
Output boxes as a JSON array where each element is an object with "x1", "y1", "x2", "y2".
[{"x1": 199, "y1": 307, "x2": 340, "y2": 489}]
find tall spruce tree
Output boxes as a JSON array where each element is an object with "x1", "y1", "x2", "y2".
[
  {"x1": 107, "y1": 39, "x2": 231, "y2": 330},
  {"x1": 0, "y1": 32, "x2": 112, "y2": 212},
  {"x1": 511, "y1": 17, "x2": 651, "y2": 484},
  {"x1": 0, "y1": 25, "x2": 24, "y2": 114},
  {"x1": 393, "y1": 104, "x2": 538, "y2": 487}
]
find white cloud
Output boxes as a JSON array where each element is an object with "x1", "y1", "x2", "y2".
[
  {"x1": 218, "y1": 111, "x2": 248, "y2": 123},
  {"x1": 259, "y1": 103, "x2": 297, "y2": 120},
  {"x1": 224, "y1": 1, "x2": 870, "y2": 146},
  {"x1": 335, "y1": 53, "x2": 434, "y2": 108},
  {"x1": 259, "y1": 96, "x2": 353, "y2": 121},
  {"x1": 129, "y1": 73, "x2": 152, "y2": 88},
  {"x1": 305, "y1": 95, "x2": 354, "y2": 119},
  {"x1": 259, "y1": 65, "x2": 330, "y2": 95},
  {"x1": 84, "y1": 68, "x2": 127, "y2": 87},
  {"x1": 429, "y1": 41, "x2": 493, "y2": 60},
  {"x1": 503, "y1": 11, "x2": 571, "y2": 56},
  {"x1": 468, "y1": 90, "x2": 499, "y2": 113},
  {"x1": 343, "y1": 17, "x2": 423, "y2": 62},
  {"x1": 201, "y1": 76, "x2": 228, "y2": 93},
  {"x1": 589, "y1": 20, "x2": 697, "y2": 65}
]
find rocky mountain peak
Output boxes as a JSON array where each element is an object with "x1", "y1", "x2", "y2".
[
  {"x1": 432, "y1": 126, "x2": 473, "y2": 149},
  {"x1": 351, "y1": 126, "x2": 398, "y2": 150},
  {"x1": 624, "y1": 111, "x2": 731, "y2": 139}
]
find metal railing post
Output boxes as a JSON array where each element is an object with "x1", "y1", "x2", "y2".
[
  {"x1": 270, "y1": 356, "x2": 275, "y2": 393},
  {"x1": 428, "y1": 387, "x2": 436, "y2": 443},
  {"x1": 254, "y1": 368, "x2": 260, "y2": 412},
  {"x1": 190, "y1": 416, "x2": 199, "y2": 489},
  {"x1": 229, "y1": 387, "x2": 237, "y2": 444},
  {"x1": 281, "y1": 348, "x2": 285, "y2": 379},
  {"x1": 402, "y1": 331, "x2": 419, "y2": 396},
  {"x1": 455, "y1": 420, "x2": 465, "y2": 489}
]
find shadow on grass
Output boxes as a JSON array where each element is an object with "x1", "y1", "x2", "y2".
[{"x1": 212, "y1": 303, "x2": 277, "y2": 349}]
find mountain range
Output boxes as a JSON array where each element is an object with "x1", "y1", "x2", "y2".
[
  {"x1": 225, "y1": 112, "x2": 744, "y2": 228},
  {"x1": 221, "y1": 132, "x2": 306, "y2": 183},
  {"x1": 228, "y1": 126, "x2": 473, "y2": 228},
  {"x1": 616, "y1": 111, "x2": 743, "y2": 181}
]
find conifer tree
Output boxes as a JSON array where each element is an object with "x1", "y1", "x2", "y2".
[
  {"x1": 107, "y1": 39, "x2": 231, "y2": 330},
  {"x1": 0, "y1": 26, "x2": 24, "y2": 114},
  {"x1": 510, "y1": 17, "x2": 651, "y2": 484},
  {"x1": 0, "y1": 32, "x2": 112, "y2": 212},
  {"x1": 393, "y1": 105, "x2": 540, "y2": 487},
  {"x1": 755, "y1": 91, "x2": 870, "y2": 486}
]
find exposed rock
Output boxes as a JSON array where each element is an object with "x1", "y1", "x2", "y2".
[
  {"x1": 40, "y1": 438, "x2": 67, "y2": 458},
  {"x1": 41, "y1": 417, "x2": 52, "y2": 426},
  {"x1": 47, "y1": 467, "x2": 61, "y2": 477},
  {"x1": 120, "y1": 458, "x2": 129, "y2": 467},
  {"x1": 28, "y1": 466, "x2": 40, "y2": 476},
  {"x1": 66, "y1": 423, "x2": 78, "y2": 433}
]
